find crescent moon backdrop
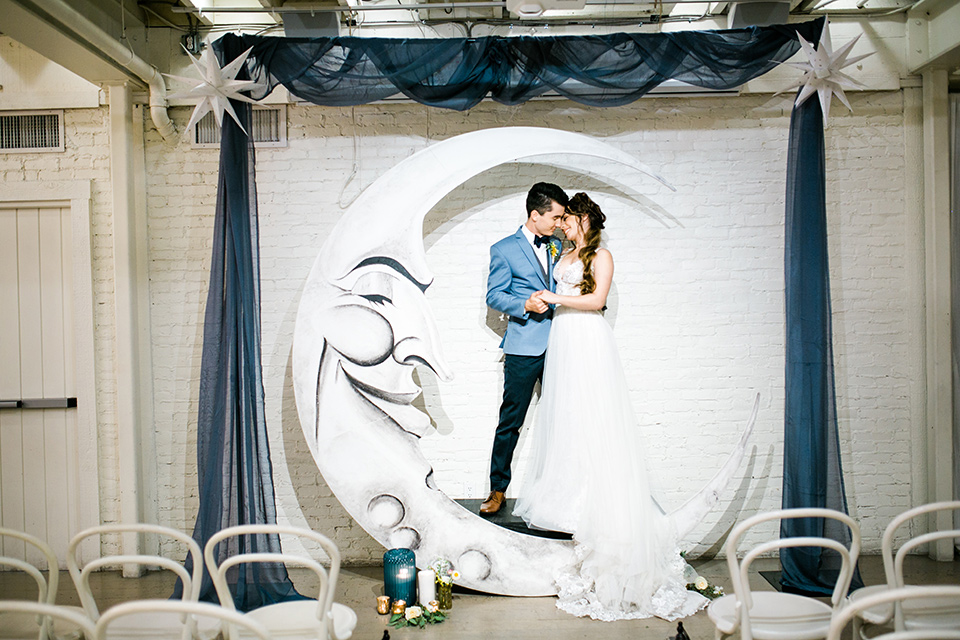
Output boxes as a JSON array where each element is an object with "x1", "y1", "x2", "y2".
[
  {"x1": 140, "y1": 93, "x2": 914, "y2": 577},
  {"x1": 293, "y1": 127, "x2": 760, "y2": 595}
]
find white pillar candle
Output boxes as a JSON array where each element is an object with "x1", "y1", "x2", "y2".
[{"x1": 417, "y1": 569, "x2": 436, "y2": 604}]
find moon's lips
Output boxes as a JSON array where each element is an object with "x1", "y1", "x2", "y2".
[{"x1": 293, "y1": 126, "x2": 752, "y2": 596}]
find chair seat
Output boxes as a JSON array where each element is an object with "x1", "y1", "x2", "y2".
[
  {"x1": 246, "y1": 601, "x2": 357, "y2": 639},
  {"x1": 0, "y1": 605, "x2": 88, "y2": 640},
  {"x1": 902, "y1": 595, "x2": 960, "y2": 630},
  {"x1": 708, "y1": 592, "x2": 834, "y2": 640},
  {"x1": 100, "y1": 609, "x2": 221, "y2": 640},
  {"x1": 850, "y1": 585, "x2": 960, "y2": 629},
  {"x1": 849, "y1": 585, "x2": 892, "y2": 624}
]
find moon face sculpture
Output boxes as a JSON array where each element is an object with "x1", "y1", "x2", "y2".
[{"x1": 292, "y1": 126, "x2": 756, "y2": 596}]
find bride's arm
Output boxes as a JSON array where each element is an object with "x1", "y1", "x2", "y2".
[{"x1": 539, "y1": 249, "x2": 613, "y2": 311}]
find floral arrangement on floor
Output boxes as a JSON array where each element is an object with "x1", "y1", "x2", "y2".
[
  {"x1": 431, "y1": 557, "x2": 460, "y2": 585},
  {"x1": 431, "y1": 557, "x2": 458, "y2": 610},
  {"x1": 686, "y1": 575, "x2": 724, "y2": 600},
  {"x1": 388, "y1": 601, "x2": 447, "y2": 629},
  {"x1": 680, "y1": 552, "x2": 724, "y2": 600}
]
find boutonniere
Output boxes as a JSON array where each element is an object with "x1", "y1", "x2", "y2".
[{"x1": 547, "y1": 241, "x2": 559, "y2": 260}]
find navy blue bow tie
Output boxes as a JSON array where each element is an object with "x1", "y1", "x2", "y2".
[{"x1": 534, "y1": 235, "x2": 551, "y2": 248}]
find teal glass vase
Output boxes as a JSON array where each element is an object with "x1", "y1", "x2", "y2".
[{"x1": 383, "y1": 548, "x2": 417, "y2": 605}]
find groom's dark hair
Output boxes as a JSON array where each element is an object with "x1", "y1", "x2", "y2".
[{"x1": 526, "y1": 182, "x2": 569, "y2": 217}]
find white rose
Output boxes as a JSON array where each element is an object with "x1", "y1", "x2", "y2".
[
  {"x1": 424, "y1": 601, "x2": 439, "y2": 613},
  {"x1": 405, "y1": 606, "x2": 422, "y2": 620},
  {"x1": 695, "y1": 577, "x2": 709, "y2": 591}
]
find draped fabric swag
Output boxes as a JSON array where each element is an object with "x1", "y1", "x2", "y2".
[
  {"x1": 217, "y1": 19, "x2": 824, "y2": 111},
  {"x1": 193, "y1": 17, "x2": 858, "y2": 604}
]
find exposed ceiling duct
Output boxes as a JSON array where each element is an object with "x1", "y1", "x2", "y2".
[
  {"x1": 2, "y1": 0, "x2": 177, "y2": 140},
  {"x1": 727, "y1": 0, "x2": 789, "y2": 28}
]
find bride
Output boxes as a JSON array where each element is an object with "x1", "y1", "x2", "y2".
[{"x1": 513, "y1": 192, "x2": 708, "y2": 622}]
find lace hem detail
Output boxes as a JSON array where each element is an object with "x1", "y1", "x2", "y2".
[{"x1": 554, "y1": 544, "x2": 709, "y2": 622}]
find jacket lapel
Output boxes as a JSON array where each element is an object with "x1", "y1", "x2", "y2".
[{"x1": 513, "y1": 228, "x2": 548, "y2": 288}]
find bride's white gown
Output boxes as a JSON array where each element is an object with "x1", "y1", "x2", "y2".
[{"x1": 513, "y1": 256, "x2": 708, "y2": 622}]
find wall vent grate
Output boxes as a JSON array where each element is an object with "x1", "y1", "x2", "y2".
[
  {"x1": 0, "y1": 111, "x2": 65, "y2": 153},
  {"x1": 192, "y1": 106, "x2": 286, "y2": 148}
]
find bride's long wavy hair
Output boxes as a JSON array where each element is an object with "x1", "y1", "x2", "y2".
[{"x1": 566, "y1": 192, "x2": 606, "y2": 295}]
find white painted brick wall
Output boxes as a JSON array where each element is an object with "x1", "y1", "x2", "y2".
[
  {"x1": 2, "y1": 87, "x2": 920, "y2": 564},
  {"x1": 144, "y1": 91, "x2": 919, "y2": 563}
]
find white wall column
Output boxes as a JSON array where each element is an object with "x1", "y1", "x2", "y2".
[
  {"x1": 921, "y1": 68, "x2": 954, "y2": 560},
  {"x1": 108, "y1": 84, "x2": 157, "y2": 571}
]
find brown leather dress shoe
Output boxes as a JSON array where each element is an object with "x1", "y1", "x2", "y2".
[{"x1": 479, "y1": 490, "x2": 506, "y2": 515}]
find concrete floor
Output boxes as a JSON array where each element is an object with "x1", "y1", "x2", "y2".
[{"x1": 1, "y1": 555, "x2": 958, "y2": 639}]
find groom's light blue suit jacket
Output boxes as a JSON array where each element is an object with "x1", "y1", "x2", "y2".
[{"x1": 486, "y1": 227, "x2": 560, "y2": 357}]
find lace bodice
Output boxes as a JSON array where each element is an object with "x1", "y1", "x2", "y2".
[{"x1": 554, "y1": 256, "x2": 584, "y2": 296}]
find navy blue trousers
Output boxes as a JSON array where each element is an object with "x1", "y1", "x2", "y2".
[{"x1": 489, "y1": 353, "x2": 545, "y2": 493}]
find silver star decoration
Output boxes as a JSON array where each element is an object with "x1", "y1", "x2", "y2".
[
  {"x1": 778, "y1": 20, "x2": 873, "y2": 126},
  {"x1": 165, "y1": 46, "x2": 264, "y2": 135}
]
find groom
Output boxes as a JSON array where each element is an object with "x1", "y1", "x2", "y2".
[{"x1": 480, "y1": 182, "x2": 569, "y2": 516}]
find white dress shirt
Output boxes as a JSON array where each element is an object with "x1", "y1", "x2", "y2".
[{"x1": 520, "y1": 225, "x2": 550, "y2": 275}]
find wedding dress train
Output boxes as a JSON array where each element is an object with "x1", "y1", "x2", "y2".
[{"x1": 513, "y1": 256, "x2": 707, "y2": 622}]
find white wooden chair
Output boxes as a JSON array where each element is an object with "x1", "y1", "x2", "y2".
[
  {"x1": 66, "y1": 524, "x2": 218, "y2": 640},
  {"x1": 0, "y1": 527, "x2": 88, "y2": 640},
  {"x1": 828, "y1": 585, "x2": 960, "y2": 640},
  {"x1": 707, "y1": 508, "x2": 861, "y2": 640},
  {"x1": 94, "y1": 600, "x2": 273, "y2": 640},
  {"x1": 0, "y1": 602, "x2": 94, "y2": 640},
  {"x1": 204, "y1": 525, "x2": 357, "y2": 640},
  {"x1": 847, "y1": 501, "x2": 960, "y2": 639}
]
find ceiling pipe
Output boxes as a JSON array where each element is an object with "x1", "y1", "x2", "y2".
[
  {"x1": 173, "y1": 2, "x2": 505, "y2": 13},
  {"x1": 26, "y1": 0, "x2": 177, "y2": 140},
  {"x1": 170, "y1": 0, "x2": 722, "y2": 13}
]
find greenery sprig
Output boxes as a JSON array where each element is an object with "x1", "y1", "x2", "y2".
[
  {"x1": 388, "y1": 606, "x2": 447, "y2": 629},
  {"x1": 686, "y1": 576, "x2": 724, "y2": 600}
]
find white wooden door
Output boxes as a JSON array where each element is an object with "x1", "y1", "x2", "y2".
[{"x1": 0, "y1": 204, "x2": 79, "y2": 568}]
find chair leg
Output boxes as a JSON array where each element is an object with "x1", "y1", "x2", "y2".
[{"x1": 714, "y1": 628, "x2": 728, "y2": 640}]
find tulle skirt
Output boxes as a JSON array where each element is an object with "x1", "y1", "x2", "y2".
[{"x1": 513, "y1": 307, "x2": 707, "y2": 622}]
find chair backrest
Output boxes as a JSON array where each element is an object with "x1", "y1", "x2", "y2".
[
  {"x1": 204, "y1": 525, "x2": 340, "y2": 628},
  {"x1": 724, "y1": 508, "x2": 861, "y2": 636},
  {"x1": 0, "y1": 601, "x2": 96, "y2": 640},
  {"x1": 0, "y1": 527, "x2": 61, "y2": 606},
  {"x1": 878, "y1": 501, "x2": 960, "y2": 630},
  {"x1": 826, "y1": 585, "x2": 960, "y2": 640},
  {"x1": 66, "y1": 524, "x2": 203, "y2": 620},
  {"x1": 879, "y1": 501, "x2": 960, "y2": 587},
  {"x1": 94, "y1": 599, "x2": 273, "y2": 640}
]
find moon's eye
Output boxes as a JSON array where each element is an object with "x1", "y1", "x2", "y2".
[
  {"x1": 360, "y1": 294, "x2": 393, "y2": 305},
  {"x1": 324, "y1": 303, "x2": 394, "y2": 366}
]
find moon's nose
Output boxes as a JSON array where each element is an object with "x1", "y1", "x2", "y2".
[{"x1": 394, "y1": 336, "x2": 453, "y2": 382}]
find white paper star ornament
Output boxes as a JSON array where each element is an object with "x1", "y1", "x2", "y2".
[
  {"x1": 165, "y1": 46, "x2": 265, "y2": 135},
  {"x1": 777, "y1": 20, "x2": 873, "y2": 126}
]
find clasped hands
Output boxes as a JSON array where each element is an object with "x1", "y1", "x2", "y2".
[{"x1": 524, "y1": 290, "x2": 560, "y2": 314}]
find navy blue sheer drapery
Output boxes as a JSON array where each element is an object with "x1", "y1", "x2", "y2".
[
  {"x1": 213, "y1": 19, "x2": 823, "y2": 111},
  {"x1": 781, "y1": 96, "x2": 862, "y2": 595},
  {"x1": 175, "y1": 34, "x2": 304, "y2": 610}
]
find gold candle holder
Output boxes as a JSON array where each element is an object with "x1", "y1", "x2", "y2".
[
  {"x1": 376, "y1": 596, "x2": 391, "y2": 615},
  {"x1": 391, "y1": 599, "x2": 406, "y2": 616}
]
